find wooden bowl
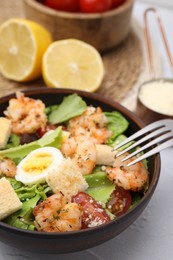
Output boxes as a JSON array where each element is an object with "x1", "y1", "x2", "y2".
[
  {"x1": 22, "y1": 0, "x2": 134, "y2": 52},
  {"x1": 0, "y1": 88, "x2": 160, "y2": 254}
]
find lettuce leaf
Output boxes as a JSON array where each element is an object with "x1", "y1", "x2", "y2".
[
  {"x1": 84, "y1": 169, "x2": 115, "y2": 208},
  {"x1": 108, "y1": 134, "x2": 127, "y2": 148},
  {"x1": 0, "y1": 127, "x2": 62, "y2": 162},
  {"x1": 105, "y1": 111, "x2": 129, "y2": 145},
  {"x1": 4, "y1": 178, "x2": 52, "y2": 230},
  {"x1": 45, "y1": 104, "x2": 59, "y2": 115},
  {"x1": 4, "y1": 194, "x2": 41, "y2": 230},
  {"x1": 48, "y1": 94, "x2": 87, "y2": 124},
  {"x1": 6, "y1": 134, "x2": 20, "y2": 149}
]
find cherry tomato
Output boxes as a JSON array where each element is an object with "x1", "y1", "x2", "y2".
[
  {"x1": 37, "y1": 123, "x2": 57, "y2": 137},
  {"x1": 45, "y1": 0, "x2": 79, "y2": 12},
  {"x1": 80, "y1": 0, "x2": 112, "y2": 13},
  {"x1": 106, "y1": 187, "x2": 132, "y2": 217},
  {"x1": 111, "y1": 0, "x2": 126, "y2": 8},
  {"x1": 72, "y1": 192, "x2": 110, "y2": 229}
]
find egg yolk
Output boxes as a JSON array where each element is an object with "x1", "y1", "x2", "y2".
[{"x1": 22, "y1": 152, "x2": 53, "y2": 175}]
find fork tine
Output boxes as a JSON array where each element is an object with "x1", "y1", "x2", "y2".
[
  {"x1": 127, "y1": 138, "x2": 173, "y2": 166},
  {"x1": 116, "y1": 126, "x2": 169, "y2": 157},
  {"x1": 112, "y1": 119, "x2": 169, "y2": 151},
  {"x1": 121, "y1": 131, "x2": 173, "y2": 162}
]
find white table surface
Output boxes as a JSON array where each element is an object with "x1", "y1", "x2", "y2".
[{"x1": 1, "y1": 1, "x2": 173, "y2": 259}]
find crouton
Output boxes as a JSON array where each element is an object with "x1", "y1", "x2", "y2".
[
  {"x1": 46, "y1": 158, "x2": 88, "y2": 201},
  {"x1": 96, "y1": 144, "x2": 118, "y2": 166},
  {"x1": 0, "y1": 117, "x2": 11, "y2": 149},
  {"x1": 0, "y1": 177, "x2": 22, "y2": 220}
]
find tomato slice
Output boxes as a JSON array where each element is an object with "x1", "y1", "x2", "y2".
[
  {"x1": 72, "y1": 192, "x2": 110, "y2": 229},
  {"x1": 80, "y1": 0, "x2": 112, "y2": 13},
  {"x1": 106, "y1": 187, "x2": 132, "y2": 217}
]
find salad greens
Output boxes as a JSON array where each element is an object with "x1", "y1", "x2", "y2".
[
  {"x1": 5, "y1": 134, "x2": 20, "y2": 149},
  {"x1": 4, "y1": 178, "x2": 51, "y2": 230},
  {"x1": 0, "y1": 127, "x2": 63, "y2": 162},
  {"x1": 48, "y1": 94, "x2": 87, "y2": 124},
  {"x1": 85, "y1": 167, "x2": 115, "y2": 207},
  {"x1": 105, "y1": 111, "x2": 129, "y2": 145}
]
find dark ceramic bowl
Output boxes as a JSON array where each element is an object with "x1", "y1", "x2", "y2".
[{"x1": 0, "y1": 88, "x2": 160, "y2": 254}]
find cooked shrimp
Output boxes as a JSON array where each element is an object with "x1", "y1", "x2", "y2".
[
  {"x1": 4, "y1": 92, "x2": 47, "y2": 135},
  {"x1": 61, "y1": 136, "x2": 77, "y2": 158},
  {"x1": 106, "y1": 152, "x2": 149, "y2": 191},
  {"x1": 0, "y1": 158, "x2": 16, "y2": 178},
  {"x1": 61, "y1": 136, "x2": 96, "y2": 175},
  {"x1": 68, "y1": 106, "x2": 112, "y2": 144},
  {"x1": 33, "y1": 193, "x2": 82, "y2": 232},
  {"x1": 55, "y1": 106, "x2": 109, "y2": 175}
]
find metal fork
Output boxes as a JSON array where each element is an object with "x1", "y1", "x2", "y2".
[{"x1": 112, "y1": 119, "x2": 173, "y2": 166}]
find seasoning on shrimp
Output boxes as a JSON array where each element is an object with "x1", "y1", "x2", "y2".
[
  {"x1": 4, "y1": 92, "x2": 47, "y2": 135},
  {"x1": 106, "y1": 152, "x2": 149, "y2": 191},
  {"x1": 61, "y1": 106, "x2": 112, "y2": 175},
  {"x1": 67, "y1": 106, "x2": 112, "y2": 144},
  {"x1": 61, "y1": 136, "x2": 97, "y2": 175},
  {"x1": 33, "y1": 192, "x2": 82, "y2": 232}
]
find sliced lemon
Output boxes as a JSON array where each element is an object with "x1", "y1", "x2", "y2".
[
  {"x1": 0, "y1": 18, "x2": 52, "y2": 82},
  {"x1": 42, "y1": 39, "x2": 104, "y2": 92}
]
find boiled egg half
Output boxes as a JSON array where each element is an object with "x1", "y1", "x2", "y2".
[{"x1": 15, "y1": 147, "x2": 64, "y2": 186}]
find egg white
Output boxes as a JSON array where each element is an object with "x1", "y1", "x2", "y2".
[{"x1": 15, "y1": 147, "x2": 64, "y2": 186}]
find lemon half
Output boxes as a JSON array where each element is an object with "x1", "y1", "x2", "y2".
[
  {"x1": 0, "y1": 18, "x2": 52, "y2": 82},
  {"x1": 42, "y1": 39, "x2": 105, "y2": 92}
]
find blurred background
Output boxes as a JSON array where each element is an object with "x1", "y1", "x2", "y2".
[{"x1": 138, "y1": 0, "x2": 173, "y2": 8}]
